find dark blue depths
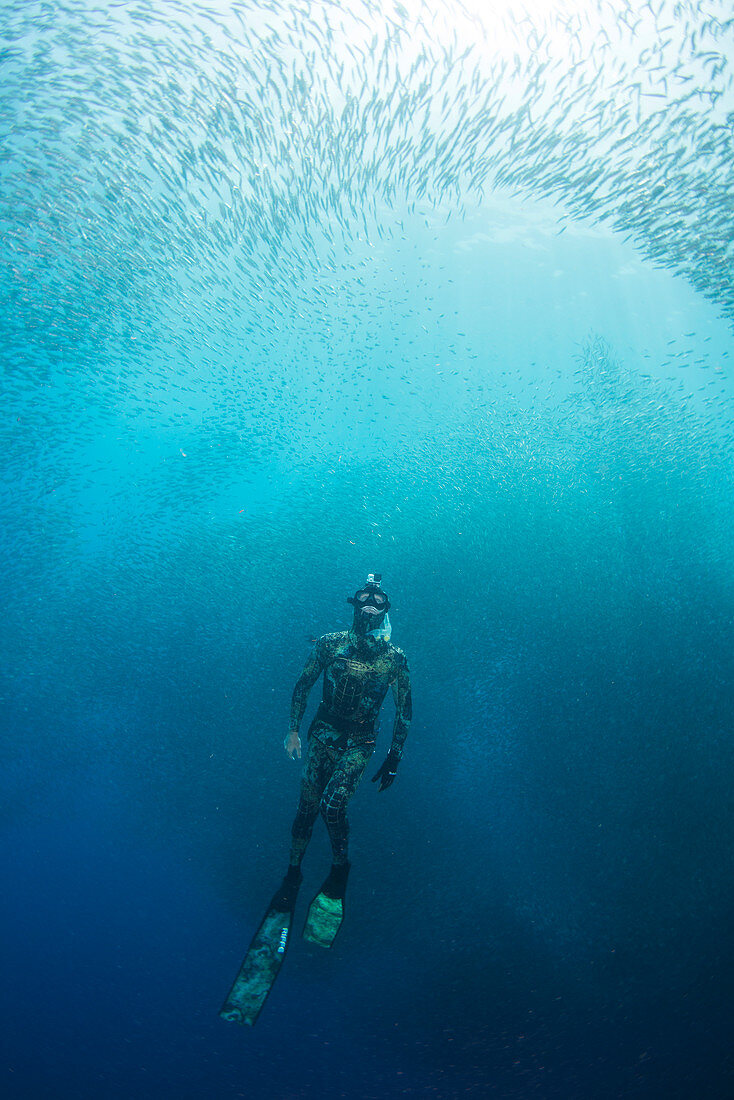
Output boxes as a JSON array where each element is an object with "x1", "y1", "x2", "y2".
[{"x1": 2, "y1": 494, "x2": 734, "y2": 1100}]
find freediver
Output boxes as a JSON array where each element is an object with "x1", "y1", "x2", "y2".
[{"x1": 275, "y1": 574, "x2": 412, "y2": 935}]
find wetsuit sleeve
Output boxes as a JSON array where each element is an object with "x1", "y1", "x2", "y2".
[
  {"x1": 289, "y1": 638, "x2": 327, "y2": 732},
  {"x1": 389, "y1": 652, "x2": 412, "y2": 761}
]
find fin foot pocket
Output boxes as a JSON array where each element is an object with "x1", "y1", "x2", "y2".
[{"x1": 270, "y1": 867, "x2": 303, "y2": 912}]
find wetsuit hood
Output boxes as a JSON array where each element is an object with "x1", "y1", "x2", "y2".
[
  {"x1": 348, "y1": 611, "x2": 391, "y2": 649},
  {"x1": 347, "y1": 574, "x2": 391, "y2": 641}
]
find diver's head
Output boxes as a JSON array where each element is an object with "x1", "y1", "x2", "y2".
[{"x1": 348, "y1": 573, "x2": 391, "y2": 636}]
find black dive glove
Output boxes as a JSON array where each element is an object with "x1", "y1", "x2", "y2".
[{"x1": 372, "y1": 749, "x2": 400, "y2": 792}]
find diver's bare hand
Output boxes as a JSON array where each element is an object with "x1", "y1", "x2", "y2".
[{"x1": 284, "y1": 731, "x2": 301, "y2": 760}]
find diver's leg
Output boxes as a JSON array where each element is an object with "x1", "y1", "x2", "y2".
[
  {"x1": 319, "y1": 745, "x2": 373, "y2": 868},
  {"x1": 289, "y1": 737, "x2": 333, "y2": 867},
  {"x1": 302, "y1": 746, "x2": 374, "y2": 944}
]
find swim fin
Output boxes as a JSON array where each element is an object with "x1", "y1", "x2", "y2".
[
  {"x1": 220, "y1": 868, "x2": 302, "y2": 1026},
  {"x1": 303, "y1": 862, "x2": 350, "y2": 949}
]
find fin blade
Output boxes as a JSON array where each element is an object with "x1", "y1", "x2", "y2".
[
  {"x1": 303, "y1": 892, "x2": 344, "y2": 948},
  {"x1": 220, "y1": 905, "x2": 293, "y2": 1026}
]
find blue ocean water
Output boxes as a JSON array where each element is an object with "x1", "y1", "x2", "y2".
[{"x1": 2, "y1": 1, "x2": 734, "y2": 1097}]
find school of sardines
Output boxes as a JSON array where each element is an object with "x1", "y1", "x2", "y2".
[{"x1": 1, "y1": 0, "x2": 732, "y2": 362}]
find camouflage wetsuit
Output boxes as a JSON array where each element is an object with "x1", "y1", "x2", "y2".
[{"x1": 288, "y1": 629, "x2": 412, "y2": 867}]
